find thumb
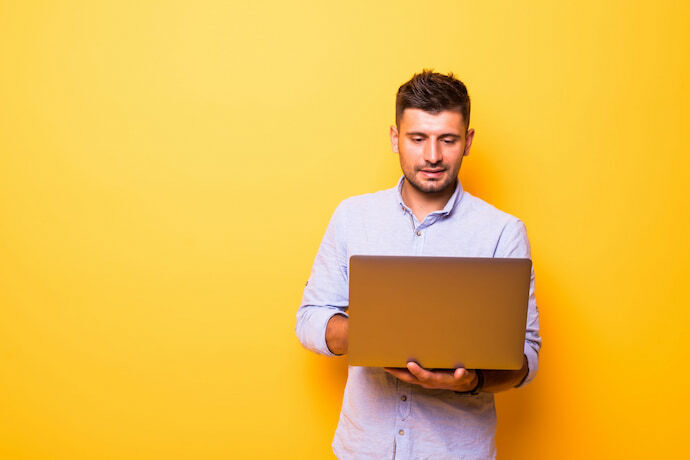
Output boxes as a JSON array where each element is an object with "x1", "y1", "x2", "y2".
[{"x1": 454, "y1": 368, "x2": 468, "y2": 380}]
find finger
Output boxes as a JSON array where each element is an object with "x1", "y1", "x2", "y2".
[
  {"x1": 383, "y1": 367, "x2": 399, "y2": 376},
  {"x1": 454, "y1": 368, "x2": 468, "y2": 380},
  {"x1": 407, "y1": 362, "x2": 434, "y2": 382},
  {"x1": 384, "y1": 367, "x2": 410, "y2": 374},
  {"x1": 384, "y1": 367, "x2": 420, "y2": 384},
  {"x1": 409, "y1": 363, "x2": 455, "y2": 388},
  {"x1": 389, "y1": 371, "x2": 418, "y2": 385}
]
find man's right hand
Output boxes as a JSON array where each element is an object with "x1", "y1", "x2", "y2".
[{"x1": 325, "y1": 314, "x2": 348, "y2": 355}]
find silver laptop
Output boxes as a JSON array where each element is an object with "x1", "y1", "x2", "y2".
[{"x1": 347, "y1": 255, "x2": 531, "y2": 370}]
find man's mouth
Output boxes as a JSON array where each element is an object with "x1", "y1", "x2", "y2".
[{"x1": 420, "y1": 168, "x2": 445, "y2": 178}]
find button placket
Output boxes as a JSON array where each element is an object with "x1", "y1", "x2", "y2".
[
  {"x1": 414, "y1": 226, "x2": 425, "y2": 255},
  {"x1": 397, "y1": 382, "x2": 411, "y2": 419}
]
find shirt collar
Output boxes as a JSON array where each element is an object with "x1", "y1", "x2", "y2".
[{"x1": 395, "y1": 175, "x2": 464, "y2": 217}]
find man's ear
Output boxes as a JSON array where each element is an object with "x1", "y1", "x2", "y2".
[
  {"x1": 463, "y1": 128, "x2": 475, "y2": 156},
  {"x1": 390, "y1": 125, "x2": 399, "y2": 153}
]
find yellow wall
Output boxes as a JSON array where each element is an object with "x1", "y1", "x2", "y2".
[{"x1": 1, "y1": 1, "x2": 688, "y2": 458}]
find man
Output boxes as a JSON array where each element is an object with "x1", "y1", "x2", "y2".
[{"x1": 296, "y1": 70, "x2": 541, "y2": 459}]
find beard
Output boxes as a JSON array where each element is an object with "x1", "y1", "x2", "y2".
[{"x1": 403, "y1": 167, "x2": 459, "y2": 195}]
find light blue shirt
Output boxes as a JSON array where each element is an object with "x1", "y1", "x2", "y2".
[{"x1": 296, "y1": 177, "x2": 541, "y2": 459}]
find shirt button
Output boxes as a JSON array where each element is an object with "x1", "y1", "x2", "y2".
[
  {"x1": 401, "y1": 395, "x2": 407, "y2": 401},
  {"x1": 416, "y1": 231, "x2": 422, "y2": 236},
  {"x1": 399, "y1": 429, "x2": 405, "y2": 436}
]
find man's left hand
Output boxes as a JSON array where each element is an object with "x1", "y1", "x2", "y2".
[{"x1": 384, "y1": 362, "x2": 478, "y2": 392}]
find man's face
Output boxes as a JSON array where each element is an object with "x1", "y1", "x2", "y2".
[{"x1": 390, "y1": 108, "x2": 474, "y2": 195}]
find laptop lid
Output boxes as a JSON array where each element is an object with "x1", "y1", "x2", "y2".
[{"x1": 347, "y1": 255, "x2": 531, "y2": 370}]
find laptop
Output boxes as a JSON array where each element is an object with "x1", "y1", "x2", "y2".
[{"x1": 347, "y1": 255, "x2": 531, "y2": 370}]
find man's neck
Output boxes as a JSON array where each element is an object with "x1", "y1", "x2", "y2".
[{"x1": 401, "y1": 178, "x2": 457, "y2": 223}]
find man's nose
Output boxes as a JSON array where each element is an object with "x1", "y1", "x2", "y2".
[{"x1": 424, "y1": 140, "x2": 442, "y2": 164}]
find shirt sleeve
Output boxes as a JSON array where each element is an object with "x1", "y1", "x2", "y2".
[
  {"x1": 493, "y1": 218, "x2": 542, "y2": 387},
  {"x1": 295, "y1": 201, "x2": 350, "y2": 357}
]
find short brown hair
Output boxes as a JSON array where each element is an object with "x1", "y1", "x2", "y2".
[{"x1": 395, "y1": 70, "x2": 471, "y2": 130}]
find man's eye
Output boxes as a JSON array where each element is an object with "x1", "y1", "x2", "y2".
[
  {"x1": 412, "y1": 137, "x2": 423, "y2": 143},
  {"x1": 443, "y1": 139, "x2": 457, "y2": 145}
]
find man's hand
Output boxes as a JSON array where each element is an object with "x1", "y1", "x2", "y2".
[{"x1": 384, "y1": 362, "x2": 478, "y2": 392}]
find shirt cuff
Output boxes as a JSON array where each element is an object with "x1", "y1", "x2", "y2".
[{"x1": 299, "y1": 306, "x2": 349, "y2": 357}]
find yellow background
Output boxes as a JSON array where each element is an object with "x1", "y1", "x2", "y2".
[{"x1": 1, "y1": 1, "x2": 688, "y2": 458}]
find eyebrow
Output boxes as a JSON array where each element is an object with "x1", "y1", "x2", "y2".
[{"x1": 405, "y1": 132, "x2": 462, "y2": 139}]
